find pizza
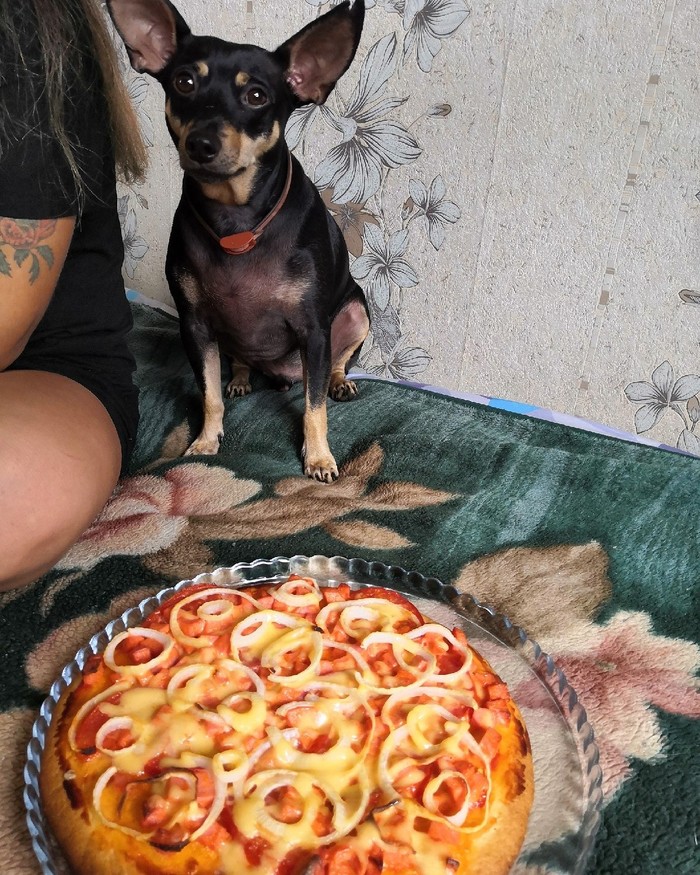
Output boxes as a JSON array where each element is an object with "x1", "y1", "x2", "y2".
[{"x1": 40, "y1": 575, "x2": 533, "y2": 875}]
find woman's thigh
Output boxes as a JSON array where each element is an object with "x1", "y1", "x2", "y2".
[{"x1": 0, "y1": 370, "x2": 121, "y2": 590}]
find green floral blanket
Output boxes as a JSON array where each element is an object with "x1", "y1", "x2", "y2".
[{"x1": 1, "y1": 303, "x2": 698, "y2": 874}]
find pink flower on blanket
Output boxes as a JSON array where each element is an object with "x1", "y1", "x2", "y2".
[
  {"x1": 56, "y1": 463, "x2": 261, "y2": 571},
  {"x1": 515, "y1": 612, "x2": 700, "y2": 799}
]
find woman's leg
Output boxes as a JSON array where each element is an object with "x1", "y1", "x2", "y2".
[{"x1": 0, "y1": 370, "x2": 121, "y2": 590}]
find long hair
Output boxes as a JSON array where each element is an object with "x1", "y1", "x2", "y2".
[{"x1": 0, "y1": 0, "x2": 147, "y2": 202}]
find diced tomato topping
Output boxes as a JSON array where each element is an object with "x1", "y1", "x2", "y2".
[
  {"x1": 297, "y1": 731, "x2": 332, "y2": 754},
  {"x1": 319, "y1": 845, "x2": 363, "y2": 875},
  {"x1": 489, "y1": 706, "x2": 512, "y2": 726},
  {"x1": 381, "y1": 847, "x2": 421, "y2": 875},
  {"x1": 320, "y1": 654, "x2": 356, "y2": 673},
  {"x1": 322, "y1": 584, "x2": 351, "y2": 603},
  {"x1": 81, "y1": 653, "x2": 111, "y2": 688},
  {"x1": 73, "y1": 695, "x2": 121, "y2": 752},
  {"x1": 472, "y1": 707, "x2": 496, "y2": 729},
  {"x1": 479, "y1": 727, "x2": 502, "y2": 761},
  {"x1": 129, "y1": 645, "x2": 154, "y2": 664},
  {"x1": 213, "y1": 633, "x2": 231, "y2": 655},
  {"x1": 218, "y1": 803, "x2": 239, "y2": 840},
  {"x1": 141, "y1": 794, "x2": 170, "y2": 829},
  {"x1": 436, "y1": 649, "x2": 465, "y2": 674},
  {"x1": 276, "y1": 849, "x2": 312, "y2": 875},
  {"x1": 142, "y1": 756, "x2": 162, "y2": 778},
  {"x1": 193, "y1": 768, "x2": 215, "y2": 808},
  {"x1": 487, "y1": 682, "x2": 509, "y2": 700},
  {"x1": 462, "y1": 764, "x2": 488, "y2": 809},
  {"x1": 265, "y1": 786, "x2": 304, "y2": 824},
  {"x1": 244, "y1": 836, "x2": 271, "y2": 867},
  {"x1": 100, "y1": 727, "x2": 134, "y2": 751},
  {"x1": 427, "y1": 819, "x2": 460, "y2": 845},
  {"x1": 198, "y1": 822, "x2": 230, "y2": 850}
]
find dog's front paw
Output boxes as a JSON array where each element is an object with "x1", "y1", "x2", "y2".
[
  {"x1": 225, "y1": 378, "x2": 252, "y2": 398},
  {"x1": 302, "y1": 447, "x2": 339, "y2": 483},
  {"x1": 184, "y1": 431, "x2": 222, "y2": 456},
  {"x1": 329, "y1": 378, "x2": 359, "y2": 402}
]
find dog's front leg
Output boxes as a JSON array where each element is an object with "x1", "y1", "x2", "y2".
[
  {"x1": 186, "y1": 340, "x2": 224, "y2": 455},
  {"x1": 179, "y1": 312, "x2": 225, "y2": 456},
  {"x1": 301, "y1": 329, "x2": 337, "y2": 482}
]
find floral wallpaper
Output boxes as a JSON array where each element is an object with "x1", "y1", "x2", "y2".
[
  {"x1": 624, "y1": 359, "x2": 700, "y2": 455},
  {"x1": 114, "y1": 0, "x2": 700, "y2": 456}
]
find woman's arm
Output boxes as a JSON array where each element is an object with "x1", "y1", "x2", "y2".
[{"x1": 0, "y1": 215, "x2": 75, "y2": 370}]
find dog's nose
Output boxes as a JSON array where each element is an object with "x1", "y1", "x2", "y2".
[{"x1": 185, "y1": 131, "x2": 221, "y2": 164}]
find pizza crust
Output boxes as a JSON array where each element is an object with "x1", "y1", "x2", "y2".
[
  {"x1": 456, "y1": 701, "x2": 534, "y2": 875},
  {"x1": 40, "y1": 582, "x2": 534, "y2": 875}
]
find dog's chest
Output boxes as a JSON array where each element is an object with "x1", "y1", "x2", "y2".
[{"x1": 193, "y1": 254, "x2": 306, "y2": 354}]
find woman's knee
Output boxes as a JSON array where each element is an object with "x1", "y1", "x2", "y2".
[{"x1": 0, "y1": 370, "x2": 121, "y2": 590}]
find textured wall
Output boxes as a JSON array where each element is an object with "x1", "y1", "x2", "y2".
[{"x1": 115, "y1": 0, "x2": 700, "y2": 454}]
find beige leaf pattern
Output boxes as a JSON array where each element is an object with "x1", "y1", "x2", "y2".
[
  {"x1": 143, "y1": 527, "x2": 215, "y2": 580},
  {"x1": 361, "y1": 480, "x2": 457, "y2": 510},
  {"x1": 189, "y1": 443, "x2": 456, "y2": 546},
  {"x1": 323, "y1": 520, "x2": 413, "y2": 549},
  {"x1": 40, "y1": 571, "x2": 86, "y2": 617},
  {"x1": 144, "y1": 420, "x2": 192, "y2": 468},
  {"x1": 454, "y1": 542, "x2": 612, "y2": 639}
]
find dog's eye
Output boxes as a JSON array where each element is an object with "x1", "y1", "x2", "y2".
[
  {"x1": 173, "y1": 70, "x2": 197, "y2": 95},
  {"x1": 243, "y1": 86, "x2": 269, "y2": 108}
]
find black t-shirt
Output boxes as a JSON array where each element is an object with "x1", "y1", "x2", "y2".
[{"x1": 0, "y1": 2, "x2": 139, "y2": 464}]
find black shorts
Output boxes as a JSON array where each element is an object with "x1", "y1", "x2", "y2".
[{"x1": 7, "y1": 355, "x2": 140, "y2": 475}]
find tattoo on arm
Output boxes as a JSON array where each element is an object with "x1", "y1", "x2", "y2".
[{"x1": 0, "y1": 217, "x2": 57, "y2": 284}]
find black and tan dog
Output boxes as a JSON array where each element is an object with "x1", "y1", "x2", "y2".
[{"x1": 108, "y1": 0, "x2": 369, "y2": 482}]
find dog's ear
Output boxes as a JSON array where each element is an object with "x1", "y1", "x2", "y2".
[
  {"x1": 276, "y1": 0, "x2": 365, "y2": 105},
  {"x1": 106, "y1": 0, "x2": 190, "y2": 75}
]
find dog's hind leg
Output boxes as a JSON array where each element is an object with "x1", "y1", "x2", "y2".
[
  {"x1": 329, "y1": 292, "x2": 370, "y2": 402},
  {"x1": 225, "y1": 356, "x2": 252, "y2": 398}
]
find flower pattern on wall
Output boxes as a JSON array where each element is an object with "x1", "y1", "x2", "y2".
[
  {"x1": 624, "y1": 360, "x2": 700, "y2": 455},
  {"x1": 115, "y1": 50, "x2": 152, "y2": 280},
  {"x1": 400, "y1": 0, "x2": 470, "y2": 72},
  {"x1": 312, "y1": 33, "x2": 423, "y2": 204},
  {"x1": 406, "y1": 175, "x2": 460, "y2": 250},
  {"x1": 288, "y1": 2, "x2": 467, "y2": 381},
  {"x1": 118, "y1": 195, "x2": 149, "y2": 279},
  {"x1": 351, "y1": 225, "x2": 418, "y2": 310}
]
